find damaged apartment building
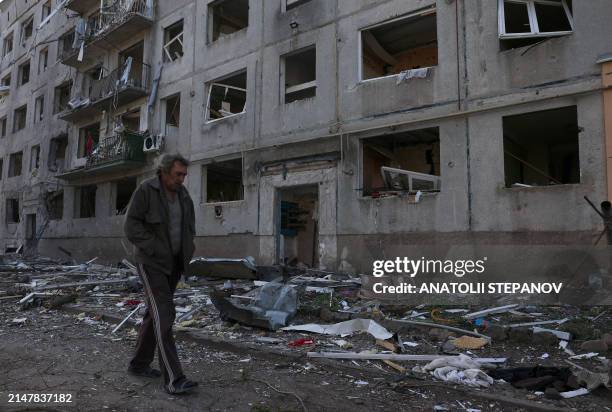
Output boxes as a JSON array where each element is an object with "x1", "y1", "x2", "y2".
[{"x1": 0, "y1": 0, "x2": 611, "y2": 273}]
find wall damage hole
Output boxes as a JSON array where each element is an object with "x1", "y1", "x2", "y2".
[
  {"x1": 283, "y1": 46, "x2": 316, "y2": 103},
  {"x1": 8, "y1": 151, "x2": 23, "y2": 177},
  {"x1": 206, "y1": 70, "x2": 247, "y2": 121},
  {"x1": 75, "y1": 185, "x2": 97, "y2": 219},
  {"x1": 360, "y1": 7, "x2": 437, "y2": 80},
  {"x1": 114, "y1": 177, "x2": 137, "y2": 215},
  {"x1": 45, "y1": 190, "x2": 64, "y2": 220},
  {"x1": 503, "y1": 105, "x2": 579, "y2": 188},
  {"x1": 204, "y1": 158, "x2": 244, "y2": 203},
  {"x1": 163, "y1": 19, "x2": 184, "y2": 62},
  {"x1": 362, "y1": 127, "x2": 441, "y2": 196},
  {"x1": 209, "y1": 0, "x2": 249, "y2": 42},
  {"x1": 499, "y1": 0, "x2": 573, "y2": 50},
  {"x1": 5, "y1": 198, "x2": 20, "y2": 224}
]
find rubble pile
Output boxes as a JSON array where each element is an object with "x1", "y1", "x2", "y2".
[{"x1": 0, "y1": 253, "x2": 610, "y2": 410}]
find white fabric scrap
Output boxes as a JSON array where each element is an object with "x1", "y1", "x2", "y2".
[
  {"x1": 396, "y1": 67, "x2": 430, "y2": 84},
  {"x1": 423, "y1": 354, "x2": 482, "y2": 371},
  {"x1": 432, "y1": 366, "x2": 494, "y2": 388},
  {"x1": 281, "y1": 318, "x2": 393, "y2": 340}
]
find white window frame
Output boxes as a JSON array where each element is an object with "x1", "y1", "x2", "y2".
[
  {"x1": 205, "y1": 81, "x2": 247, "y2": 124},
  {"x1": 163, "y1": 30, "x2": 184, "y2": 62},
  {"x1": 498, "y1": 0, "x2": 574, "y2": 39}
]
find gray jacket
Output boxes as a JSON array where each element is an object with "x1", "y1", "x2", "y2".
[{"x1": 124, "y1": 176, "x2": 196, "y2": 274}]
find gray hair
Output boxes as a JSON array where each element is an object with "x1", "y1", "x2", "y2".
[{"x1": 157, "y1": 153, "x2": 189, "y2": 175}]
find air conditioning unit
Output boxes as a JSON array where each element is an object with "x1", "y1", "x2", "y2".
[
  {"x1": 381, "y1": 166, "x2": 441, "y2": 192},
  {"x1": 143, "y1": 134, "x2": 164, "y2": 153}
]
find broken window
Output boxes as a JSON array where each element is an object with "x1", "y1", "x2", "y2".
[
  {"x1": 6, "y1": 198, "x2": 20, "y2": 223},
  {"x1": 48, "y1": 135, "x2": 68, "y2": 172},
  {"x1": 208, "y1": 0, "x2": 249, "y2": 43},
  {"x1": 8, "y1": 151, "x2": 23, "y2": 177},
  {"x1": 54, "y1": 81, "x2": 72, "y2": 113},
  {"x1": 360, "y1": 7, "x2": 438, "y2": 81},
  {"x1": 163, "y1": 20, "x2": 184, "y2": 62},
  {"x1": 19, "y1": 60, "x2": 30, "y2": 86},
  {"x1": 163, "y1": 94, "x2": 181, "y2": 129},
  {"x1": 2, "y1": 73, "x2": 11, "y2": 88},
  {"x1": 204, "y1": 158, "x2": 244, "y2": 203},
  {"x1": 3, "y1": 33, "x2": 13, "y2": 56},
  {"x1": 77, "y1": 123, "x2": 100, "y2": 158},
  {"x1": 206, "y1": 70, "x2": 247, "y2": 121},
  {"x1": 46, "y1": 190, "x2": 64, "y2": 220},
  {"x1": 58, "y1": 30, "x2": 75, "y2": 60},
  {"x1": 42, "y1": 1, "x2": 52, "y2": 21},
  {"x1": 499, "y1": 0, "x2": 573, "y2": 48},
  {"x1": 75, "y1": 185, "x2": 97, "y2": 219},
  {"x1": 503, "y1": 106, "x2": 579, "y2": 188},
  {"x1": 30, "y1": 145, "x2": 40, "y2": 171},
  {"x1": 38, "y1": 47, "x2": 48, "y2": 74},
  {"x1": 35, "y1": 95, "x2": 44, "y2": 123},
  {"x1": 120, "y1": 109, "x2": 141, "y2": 132},
  {"x1": 285, "y1": 0, "x2": 312, "y2": 12},
  {"x1": 283, "y1": 46, "x2": 316, "y2": 103},
  {"x1": 114, "y1": 177, "x2": 137, "y2": 215},
  {"x1": 13, "y1": 105, "x2": 27, "y2": 132},
  {"x1": 21, "y1": 16, "x2": 34, "y2": 43},
  {"x1": 0, "y1": 117, "x2": 6, "y2": 138},
  {"x1": 362, "y1": 127, "x2": 441, "y2": 196}
]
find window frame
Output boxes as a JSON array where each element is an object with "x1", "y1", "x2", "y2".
[
  {"x1": 498, "y1": 0, "x2": 574, "y2": 39},
  {"x1": 163, "y1": 20, "x2": 184, "y2": 63}
]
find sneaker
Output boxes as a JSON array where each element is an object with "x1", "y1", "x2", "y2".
[
  {"x1": 128, "y1": 366, "x2": 162, "y2": 378},
  {"x1": 164, "y1": 377, "x2": 198, "y2": 394}
]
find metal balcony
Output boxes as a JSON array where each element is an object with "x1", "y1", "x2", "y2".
[
  {"x1": 60, "y1": 0, "x2": 154, "y2": 68},
  {"x1": 58, "y1": 62, "x2": 151, "y2": 122},
  {"x1": 57, "y1": 131, "x2": 147, "y2": 181}
]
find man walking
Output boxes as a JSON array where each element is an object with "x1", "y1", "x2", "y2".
[{"x1": 124, "y1": 153, "x2": 198, "y2": 394}]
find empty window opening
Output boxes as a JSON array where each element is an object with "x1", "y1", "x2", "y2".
[
  {"x1": 3, "y1": 33, "x2": 13, "y2": 57},
  {"x1": 42, "y1": 1, "x2": 52, "y2": 20},
  {"x1": 120, "y1": 109, "x2": 141, "y2": 132},
  {"x1": 362, "y1": 127, "x2": 441, "y2": 196},
  {"x1": 204, "y1": 159, "x2": 244, "y2": 203},
  {"x1": 114, "y1": 177, "x2": 137, "y2": 215},
  {"x1": 35, "y1": 95, "x2": 44, "y2": 123},
  {"x1": 8, "y1": 151, "x2": 23, "y2": 177},
  {"x1": 2, "y1": 73, "x2": 11, "y2": 88},
  {"x1": 48, "y1": 135, "x2": 68, "y2": 172},
  {"x1": 25, "y1": 214, "x2": 36, "y2": 240},
  {"x1": 59, "y1": 30, "x2": 75, "y2": 59},
  {"x1": 164, "y1": 94, "x2": 181, "y2": 130},
  {"x1": 499, "y1": 0, "x2": 573, "y2": 49},
  {"x1": 283, "y1": 46, "x2": 316, "y2": 103},
  {"x1": 30, "y1": 145, "x2": 40, "y2": 171},
  {"x1": 78, "y1": 123, "x2": 100, "y2": 158},
  {"x1": 0, "y1": 158, "x2": 3, "y2": 179},
  {"x1": 45, "y1": 190, "x2": 64, "y2": 220},
  {"x1": 75, "y1": 185, "x2": 97, "y2": 219},
  {"x1": 18, "y1": 61, "x2": 30, "y2": 86},
  {"x1": 21, "y1": 16, "x2": 34, "y2": 43},
  {"x1": 163, "y1": 20, "x2": 184, "y2": 62},
  {"x1": 0, "y1": 117, "x2": 6, "y2": 137},
  {"x1": 278, "y1": 185, "x2": 318, "y2": 268},
  {"x1": 285, "y1": 0, "x2": 312, "y2": 12},
  {"x1": 206, "y1": 71, "x2": 247, "y2": 121},
  {"x1": 503, "y1": 106, "x2": 579, "y2": 188},
  {"x1": 38, "y1": 48, "x2": 48, "y2": 73},
  {"x1": 360, "y1": 7, "x2": 438, "y2": 81},
  {"x1": 6, "y1": 198, "x2": 20, "y2": 223},
  {"x1": 208, "y1": 0, "x2": 249, "y2": 43},
  {"x1": 13, "y1": 105, "x2": 27, "y2": 132},
  {"x1": 54, "y1": 81, "x2": 72, "y2": 113}
]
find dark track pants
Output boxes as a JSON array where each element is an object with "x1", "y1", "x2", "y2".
[{"x1": 129, "y1": 262, "x2": 184, "y2": 389}]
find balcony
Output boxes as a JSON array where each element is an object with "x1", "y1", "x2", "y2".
[
  {"x1": 65, "y1": 0, "x2": 100, "y2": 14},
  {"x1": 57, "y1": 131, "x2": 147, "y2": 181},
  {"x1": 58, "y1": 63, "x2": 151, "y2": 122},
  {"x1": 61, "y1": 0, "x2": 154, "y2": 68}
]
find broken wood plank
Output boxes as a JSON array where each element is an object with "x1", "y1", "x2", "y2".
[
  {"x1": 463, "y1": 304, "x2": 519, "y2": 320},
  {"x1": 376, "y1": 339, "x2": 399, "y2": 353},
  {"x1": 386, "y1": 318, "x2": 491, "y2": 341},
  {"x1": 307, "y1": 352, "x2": 506, "y2": 363},
  {"x1": 33, "y1": 277, "x2": 136, "y2": 291},
  {"x1": 382, "y1": 359, "x2": 406, "y2": 373},
  {"x1": 507, "y1": 319, "x2": 568, "y2": 328},
  {"x1": 533, "y1": 327, "x2": 571, "y2": 341}
]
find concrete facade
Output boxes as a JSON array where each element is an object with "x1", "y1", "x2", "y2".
[{"x1": 1, "y1": 0, "x2": 611, "y2": 273}]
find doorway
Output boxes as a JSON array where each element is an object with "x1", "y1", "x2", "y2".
[{"x1": 276, "y1": 185, "x2": 319, "y2": 267}]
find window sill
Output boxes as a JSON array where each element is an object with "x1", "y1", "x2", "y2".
[
  {"x1": 358, "y1": 66, "x2": 436, "y2": 84},
  {"x1": 503, "y1": 183, "x2": 580, "y2": 191},
  {"x1": 499, "y1": 31, "x2": 572, "y2": 40},
  {"x1": 202, "y1": 200, "x2": 245, "y2": 206},
  {"x1": 205, "y1": 111, "x2": 245, "y2": 125},
  {"x1": 359, "y1": 191, "x2": 439, "y2": 201}
]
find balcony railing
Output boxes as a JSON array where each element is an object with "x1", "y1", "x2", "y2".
[
  {"x1": 89, "y1": 0, "x2": 154, "y2": 38},
  {"x1": 86, "y1": 131, "x2": 146, "y2": 169},
  {"x1": 90, "y1": 62, "x2": 151, "y2": 103}
]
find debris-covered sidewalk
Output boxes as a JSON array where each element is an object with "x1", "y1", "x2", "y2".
[{"x1": 1, "y1": 254, "x2": 611, "y2": 411}]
